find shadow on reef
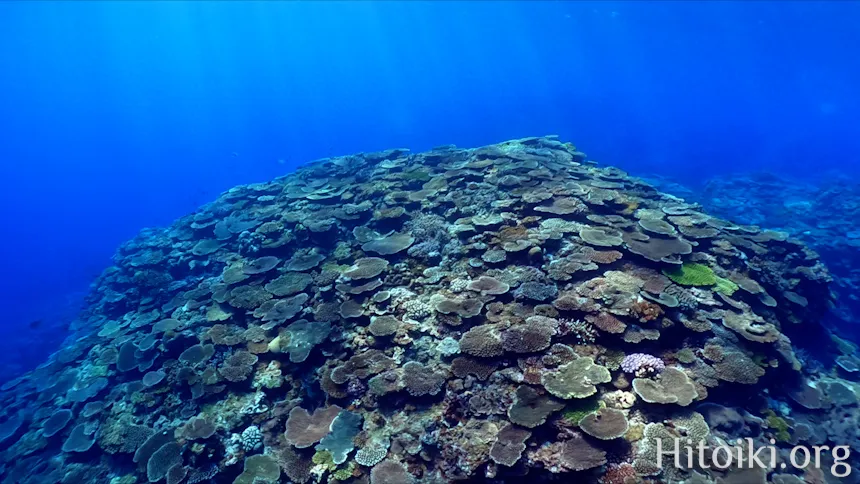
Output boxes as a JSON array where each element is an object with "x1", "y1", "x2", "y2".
[{"x1": 1, "y1": 136, "x2": 858, "y2": 484}]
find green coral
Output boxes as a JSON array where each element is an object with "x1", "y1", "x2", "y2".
[
  {"x1": 676, "y1": 348, "x2": 696, "y2": 364},
  {"x1": 322, "y1": 262, "x2": 351, "y2": 273},
  {"x1": 332, "y1": 243, "x2": 352, "y2": 261},
  {"x1": 332, "y1": 462, "x2": 357, "y2": 481},
  {"x1": 562, "y1": 398, "x2": 602, "y2": 426},
  {"x1": 764, "y1": 410, "x2": 791, "y2": 443},
  {"x1": 714, "y1": 276, "x2": 739, "y2": 296},
  {"x1": 663, "y1": 263, "x2": 717, "y2": 286},
  {"x1": 313, "y1": 451, "x2": 356, "y2": 481},
  {"x1": 313, "y1": 450, "x2": 337, "y2": 471},
  {"x1": 87, "y1": 364, "x2": 110, "y2": 378}
]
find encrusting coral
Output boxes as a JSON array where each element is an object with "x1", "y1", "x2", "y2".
[{"x1": 0, "y1": 136, "x2": 853, "y2": 484}]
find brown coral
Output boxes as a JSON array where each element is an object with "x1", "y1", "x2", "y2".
[
  {"x1": 501, "y1": 317, "x2": 557, "y2": 354},
  {"x1": 451, "y1": 357, "x2": 498, "y2": 381},
  {"x1": 489, "y1": 424, "x2": 531, "y2": 466},
  {"x1": 579, "y1": 408, "x2": 629, "y2": 440},
  {"x1": 560, "y1": 434, "x2": 607, "y2": 471},
  {"x1": 459, "y1": 324, "x2": 505, "y2": 358},
  {"x1": 284, "y1": 406, "x2": 342, "y2": 448},
  {"x1": 507, "y1": 385, "x2": 565, "y2": 428}
]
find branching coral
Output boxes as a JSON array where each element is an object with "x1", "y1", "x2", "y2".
[
  {"x1": 621, "y1": 353, "x2": 665, "y2": 377},
  {"x1": 558, "y1": 318, "x2": 598, "y2": 343}
]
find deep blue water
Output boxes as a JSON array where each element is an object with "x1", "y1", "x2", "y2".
[{"x1": 1, "y1": 1, "x2": 858, "y2": 380}]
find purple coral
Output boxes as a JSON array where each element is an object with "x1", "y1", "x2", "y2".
[{"x1": 621, "y1": 353, "x2": 665, "y2": 377}]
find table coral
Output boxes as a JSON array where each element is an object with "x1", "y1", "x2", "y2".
[
  {"x1": 632, "y1": 367, "x2": 698, "y2": 406},
  {"x1": 541, "y1": 357, "x2": 611, "y2": 399}
]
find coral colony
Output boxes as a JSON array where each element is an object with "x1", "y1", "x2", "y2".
[
  {"x1": 647, "y1": 171, "x2": 860, "y2": 337},
  {"x1": 1, "y1": 136, "x2": 859, "y2": 483}
]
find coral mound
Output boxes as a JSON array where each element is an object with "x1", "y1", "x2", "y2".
[{"x1": 0, "y1": 136, "x2": 853, "y2": 484}]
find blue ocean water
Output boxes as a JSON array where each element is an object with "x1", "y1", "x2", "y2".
[{"x1": 1, "y1": 0, "x2": 858, "y2": 381}]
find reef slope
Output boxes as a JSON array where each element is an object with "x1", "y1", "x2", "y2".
[
  {"x1": 657, "y1": 173, "x2": 860, "y2": 332},
  {"x1": 0, "y1": 137, "x2": 855, "y2": 484}
]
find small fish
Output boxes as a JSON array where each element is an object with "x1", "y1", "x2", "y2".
[
  {"x1": 231, "y1": 152, "x2": 239, "y2": 158},
  {"x1": 277, "y1": 158, "x2": 286, "y2": 165},
  {"x1": 28, "y1": 319, "x2": 43, "y2": 329}
]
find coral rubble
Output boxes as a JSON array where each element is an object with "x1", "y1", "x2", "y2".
[{"x1": 0, "y1": 136, "x2": 856, "y2": 484}]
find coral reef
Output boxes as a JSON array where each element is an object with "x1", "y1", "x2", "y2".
[
  {"x1": 650, "y1": 171, "x2": 860, "y2": 331},
  {"x1": 0, "y1": 136, "x2": 854, "y2": 484}
]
